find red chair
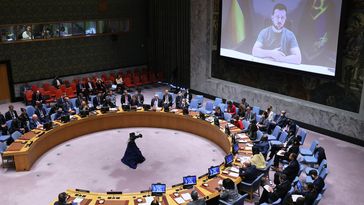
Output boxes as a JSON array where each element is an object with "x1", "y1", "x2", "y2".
[
  {"x1": 70, "y1": 83, "x2": 77, "y2": 93},
  {"x1": 31, "y1": 85, "x2": 38, "y2": 92},
  {"x1": 60, "y1": 85, "x2": 67, "y2": 93},
  {"x1": 49, "y1": 86, "x2": 57, "y2": 97},
  {"x1": 124, "y1": 77, "x2": 135, "y2": 88},
  {"x1": 141, "y1": 73, "x2": 151, "y2": 85},
  {"x1": 25, "y1": 90, "x2": 33, "y2": 105},
  {"x1": 157, "y1": 71, "x2": 164, "y2": 81},
  {"x1": 133, "y1": 73, "x2": 143, "y2": 86},
  {"x1": 66, "y1": 87, "x2": 76, "y2": 98},
  {"x1": 43, "y1": 83, "x2": 51, "y2": 91},
  {"x1": 55, "y1": 89, "x2": 63, "y2": 100},
  {"x1": 149, "y1": 71, "x2": 158, "y2": 83}
]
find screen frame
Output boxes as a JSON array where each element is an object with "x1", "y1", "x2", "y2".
[
  {"x1": 183, "y1": 175, "x2": 197, "y2": 186},
  {"x1": 217, "y1": 0, "x2": 348, "y2": 80},
  {"x1": 151, "y1": 183, "x2": 166, "y2": 196},
  {"x1": 208, "y1": 166, "x2": 220, "y2": 178},
  {"x1": 224, "y1": 153, "x2": 234, "y2": 166}
]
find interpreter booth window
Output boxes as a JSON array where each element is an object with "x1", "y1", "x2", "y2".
[
  {"x1": 17, "y1": 25, "x2": 33, "y2": 40},
  {"x1": 107, "y1": 20, "x2": 120, "y2": 33},
  {"x1": 50, "y1": 24, "x2": 60, "y2": 38},
  {"x1": 0, "y1": 26, "x2": 16, "y2": 42},
  {"x1": 59, "y1": 23, "x2": 72, "y2": 37},
  {"x1": 32, "y1": 24, "x2": 55, "y2": 39},
  {"x1": 72, "y1": 21, "x2": 85, "y2": 36},
  {"x1": 85, "y1": 21, "x2": 96, "y2": 35},
  {"x1": 96, "y1": 20, "x2": 107, "y2": 34},
  {"x1": 120, "y1": 19, "x2": 130, "y2": 32}
]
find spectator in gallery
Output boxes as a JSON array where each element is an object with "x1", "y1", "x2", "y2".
[
  {"x1": 32, "y1": 90, "x2": 44, "y2": 106},
  {"x1": 22, "y1": 25, "x2": 33, "y2": 40},
  {"x1": 115, "y1": 74, "x2": 124, "y2": 93},
  {"x1": 52, "y1": 76, "x2": 63, "y2": 89}
]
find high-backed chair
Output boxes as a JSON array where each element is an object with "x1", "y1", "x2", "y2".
[
  {"x1": 268, "y1": 126, "x2": 281, "y2": 141},
  {"x1": 299, "y1": 140, "x2": 318, "y2": 156},
  {"x1": 239, "y1": 173, "x2": 264, "y2": 202},
  {"x1": 219, "y1": 193, "x2": 248, "y2": 205}
]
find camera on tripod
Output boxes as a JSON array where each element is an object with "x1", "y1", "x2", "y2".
[{"x1": 130, "y1": 132, "x2": 143, "y2": 140}]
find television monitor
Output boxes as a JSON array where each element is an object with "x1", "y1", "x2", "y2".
[
  {"x1": 183, "y1": 175, "x2": 197, "y2": 189},
  {"x1": 151, "y1": 183, "x2": 166, "y2": 196},
  {"x1": 61, "y1": 115, "x2": 70, "y2": 123},
  {"x1": 233, "y1": 143, "x2": 239, "y2": 155},
  {"x1": 220, "y1": 0, "x2": 343, "y2": 77},
  {"x1": 43, "y1": 121, "x2": 53, "y2": 131},
  {"x1": 225, "y1": 153, "x2": 234, "y2": 167},
  {"x1": 208, "y1": 166, "x2": 220, "y2": 178}
]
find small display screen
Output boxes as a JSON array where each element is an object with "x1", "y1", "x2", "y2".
[
  {"x1": 225, "y1": 154, "x2": 234, "y2": 165},
  {"x1": 208, "y1": 166, "x2": 220, "y2": 178},
  {"x1": 151, "y1": 184, "x2": 166, "y2": 196},
  {"x1": 183, "y1": 176, "x2": 197, "y2": 186}
]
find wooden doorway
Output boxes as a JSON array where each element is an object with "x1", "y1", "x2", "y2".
[{"x1": 0, "y1": 63, "x2": 11, "y2": 103}]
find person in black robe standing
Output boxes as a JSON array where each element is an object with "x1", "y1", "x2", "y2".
[{"x1": 121, "y1": 132, "x2": 145, "y2": 169}]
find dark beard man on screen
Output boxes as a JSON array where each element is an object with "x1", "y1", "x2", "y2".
[{"x1": 121, "y1": 132, "x2": 145, "y2": 169}]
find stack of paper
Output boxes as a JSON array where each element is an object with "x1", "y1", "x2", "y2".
[
  {"x1": 230, "y1": 167, "x2": 239, "y2": 173},
  {"x1": 228, "y1": 172, "x2": 239, "y2": 178},
  {"x1": 174, "y1": 197, "x2": 186, "y2": 204},
  {"x1": 181, "y1": 193, "x2": 192, "y2": 201},
  {"x1": 292, "y1": 195, "x2": 304, "y2": 202},
  {"x1": 277, "y1": 150, "x2": 285, "y2": 156},
  {"x1": 72, "y1": 197, "x2": 83, "y2": 204},
  {"x1": 238, "y1": 139, "x2": 247, "y2": 143}
]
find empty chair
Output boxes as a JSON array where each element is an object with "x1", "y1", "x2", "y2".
[
  {"x1": 11, "y1": 131, "x2": 23, "y2": 141},
  {"x1": 26, "y1": 106, "x2": 36, "y2": 118},
  {"x1": 219, "y1": 193, "x2": 248, "y2": 205},
  {"x1": 0, "y1": 133, "x2": 11, "y2": 143},
  {"x1": 194, "y1": 95, "x2": 204, "y2": 107},
  {"x1": 305, "y1": 159, "x2": 327, "y2": 175},
  {"x1": 239, "y1": 173, "x2": 264, "y2": 202},
  {"x1": 267, "y1": 126, "x2": 281, "y2": 141},
  {"x1": 299, "y1": 140, "x2": 319, "y2": 156},
  {"x1": 253, "y1": 130, "x2": 264, "y2": 142},
  {"x1": 252, "y1": 106, "x2": 260, "y2": 115},
  {"x1": 297, "y1": 128, "x2": 307, "y2": 145},
  {"x1": 199, "y1": 101, "x2": 214, "y2": 114},
  {"x1": 188, "y1": 99, "x2": 199, "y2": 111},
  {"x1": 213, "y1": 97, "x2": 223, "y2": 108},
  {"x1": 224, "y1": 113, "x2": 232, "y2": 122},
  {"x1": 270, "y1": 130, "x2": 288, "y2": 146}
]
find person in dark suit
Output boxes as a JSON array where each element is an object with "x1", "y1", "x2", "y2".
[
  {"x1": 135, "y1": 88, "x2": 144, "y2": 105},
  {"x1": 121, "y1": 90, "x2": 132, "y2": 105},
  {"x1": 0, "y1": 111, "x2": 8, "y2": 135},
  {"x1": 53, "y1": 192, "x2": 72, "y2": 205},
  {"x1": 151, "y1": 94, "x2": 162, "y2": 109},
  {"x1": 29, "y1": 114, "x2": 43, "y2": 130},
  {"x1": 57, "y1": 95, "x2": 66, "y2": 110},
  {"x1": 243, "y1": 106, "x2": 256, "y2": 122},
  {"x1": 272, "y1": 139, "x2": 300, "y2": 168},
  {"x1": 52, "y1": 76, "x2": 63, "y2": 89},
  {"x1": 274, "y1": 153, "x2": 300, "y2": 184},
  {"x1": 257, "y1": 111, "x2": 270, "y2": 132},
  {"x1": 93, "y1": 92, "x2": 104, "y2": 109},
  {"x1": 183, "y1": 89, "x2": 192, "y2": 103},
  {"x1": 5, "y1": 105, "x2": 18, "y2": 121},
  {"x1": 54, "y1": 108, "x2": 65, "y2": 120},
  {"x1": 187, "y1": 190, "x2": 206, "y2": 205},
  {"x1": 9, "y1": 119, "x2": 25, "y2": 135},
  {"x1": 294, "y1": 183, "x2": 318, "y2": 205},
  {"x1": 309, "y1": 170, "x2": 325, "y2": 194},
  {"x1": 175, "y1": 91, "x2": 184, "y2": 109},
  {"x1": 95, "y1": 78, "x2": 106, "y2": 93},
  {"x1": 85, "y1": 78, "x2": 95, "y2": 95},
  {"x1": 162, "y1": 90, "x2": 173, "y2": 108},
  {"x1": 18, "y1": 108, "x2": 30, "y2": 133},
  {"x1": 258, "y1": 174, "x2": 291, "y2": 204},
  {"x1": 245, "y1": 120, "x2": 258, "y2": 140},
  {"x1": 219, "y1": 178, "x2": 241, "y2": 204},
  {"x1": 130, "y1": 95, "x2": 139, "y2": 108},
  {"x1": 214, "y1": 106, "x2": 224, "y2": 119},
  {"x1": 254, "y1": 135, "x2": 270, "y2": 158},
  {"x1": 268, "y1": 110, "x2": 287, "y2": 133},
  {"x1": 32, "y1": 90, "x2": 43, "y2": 106},
  {"x1": 76, "y1": 81, "x2": 89, "y2": 100},
  {"x1": 237, "y1": 161, "x2": 260, "y2": 194},
  {"x1": 63, "y1": 97, "x2": 76, "y2": 115},
  {"x1": 34, "y1": 102, "x2": 48, "y2": 123}
]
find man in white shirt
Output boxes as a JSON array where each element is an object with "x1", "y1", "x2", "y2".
[{"x1": 22, "y1": 26, "x2": 32, "y2": 40}]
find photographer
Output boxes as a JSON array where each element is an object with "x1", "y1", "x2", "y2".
[{"x1": 121, "y1": 132, "x2": 145, "y2": 169}]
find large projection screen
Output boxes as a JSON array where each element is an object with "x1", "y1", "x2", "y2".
[{"x1": 220, "y1": 0, "x2": 343, "y2": 76}]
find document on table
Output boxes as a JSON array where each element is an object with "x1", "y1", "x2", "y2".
[
  {"x1": 73, "y1": 197, "x2": 83, "y2": 203},
  {"x1": 174, "y1": 197, "x2": 186, "y2": 204},
  {"x1": 238, "y1": 139, "x2": 247, "y2": 143},
  {"x1": 230, "y1": 167, "x2": 239, "y2": 173},
  {"x1": 292, "y1": 194, "x2": 304, "y2": 202},
  {"x1": 228, "y1": 172, "x2": 239, "y2": 178},
  {"x1": 181, "y1": 193, "x2": 192, "y2": 201}
]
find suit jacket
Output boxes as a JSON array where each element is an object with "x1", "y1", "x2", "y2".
[
  {"x1": 57, "y1": 98, "x2": 66, "y2": 109},
  {"x1": 5, "y1": 110, "x2": 18, "y2": 121},
  {"x1": 276, "y1": 115, "x2": 287, "y2": 127},
  {"x1": 76, "y1": 82, "x2": 86, "y2": 95},
  {"x1": 0, "y1": 114, "x2": 6, "y2": 125},
  {"x1": 187, "y1": 199, "x2": 206, "y2": 205},
  {"x1": 93, "y1": 96, "x2": 104, "y2": 108},
  {"x1": 32, "y1": 93, "x2": 43, "y2": 105},
  {"x1": 85, "y1": 81, "x2": 95, "y2": 92},
  {"x1": 52, "y1": 78, "x2": 63, "y2": 88},
  {"x1": 240, "y1": 165, "x2": 260, "y2": 183},
  {"x1": 244, "y1": 111, "x2": 256, "y2": 122},
  {"x1": 29, "y1": 119, "x2": 42, "y2": 130},
  {"x1": 283, "y1": 159, "x2": 300, "y2": 181},
  {"x1": 151, "y1": 98, "x2": 162, "y2": 107},
  {"x1": 135, "y1": 93, "x2": 144, "y2": 105},
  {"x1": 270, "y1": 180, "x2": 291, "y2": 202},
  {"x1": 175, "y1": 95, "x2": 183, "y2": 109},
  {"x1": 35, "y1": 107, "x2": 47, "y2": 122},
  {"x1": 303, "y1": 190, "x2": 318, "y2": 205},
  {"x1": 121, "y1": 94, "x2": 132, "y2": 105},
  {"x1": 313, "y1": 177, "x2": 325, "y2": 193},
  {"x1": 162, "y1": 94, "x2": 173, "y2": 107}
]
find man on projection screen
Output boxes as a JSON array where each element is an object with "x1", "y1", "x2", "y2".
[{"x1": 252, "y1": 3, "x2": 302, "y2": 64}]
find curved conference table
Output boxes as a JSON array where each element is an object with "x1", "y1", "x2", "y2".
[{"x1": 3, "y1": 109, "x2": 254, "y2": 205}]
